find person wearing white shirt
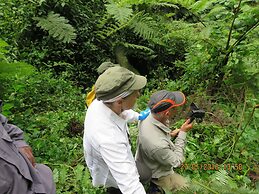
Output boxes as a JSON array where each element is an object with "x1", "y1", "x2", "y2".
[{"x1": 83, "y1": 66, "x2": 147, "y2": 194}]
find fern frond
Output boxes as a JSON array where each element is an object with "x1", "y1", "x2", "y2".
[
  {"x1": 164, "y1": 0, "x2": 195, "y2": 8},
  {"x1": 34, "y1": 12, "x2": 76, "y2": 43},
  {"x1": 236, "y1": 186, "x2": 259, "y2": 194},
  {"x1": 204, "y1": 5, "x2": 227, "y2": 19},
  {"x1": 97, "y1": 11, "x2": 160, "y2": 42},
  {"x1": 119, "y1": 42, "x2": 155, "y2": 55},
  {"x1": 210, "y1": 170, "x2": 232, "y2": 186},
  {"x1": 96, "y1": 13, "x2": 110, "y2": 29},
  {"x1": 98, "y1": 22, "x2": 124, "y2": 39},
  {"x1": 152, "y1": 2, "x2": 179, "y2": 9},
  {"x1": 129, "y1": 12, "x2": 160, "y2": 40},
  {"x1": 177, "y1": 170, "x2": 257, "y2": 194},
  {"x1": 192, "y1": 180, "x2": 219, "y2": 194},
  {"x1": 105, "y1": 1, "x2": 133, "y2": 24},
  {"x1": 190, "y1": 0, "x2": 217, "y2": 13},
  {"x1": 162, "y1": 21, "x2": 198, "y2": 42}
]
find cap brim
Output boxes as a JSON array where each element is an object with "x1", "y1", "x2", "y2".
[
  {"x1": 171, "y1": 91, "x2": 186, "y2": 106},
  {"x1": 130, "y1": 75, "x2": 147, "y2": 91}
]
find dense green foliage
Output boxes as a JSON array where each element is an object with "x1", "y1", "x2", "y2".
[
  {"x1": 0, "y1": 0, "x2": 258, "y2": 193},
  {"x1": 0, "y1": 60, "x2": 106, "y2": 193},
  {"x1": 1, "y1": 0, "x2": 258, "y2": 93}
]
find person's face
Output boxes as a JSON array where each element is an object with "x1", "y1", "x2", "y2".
[
  {"x1": 122, "y1": 90, "x2": 140, "y2": 110},
  {"x1": 164, "y1": 106, "x2": 182, "y2": 126}
]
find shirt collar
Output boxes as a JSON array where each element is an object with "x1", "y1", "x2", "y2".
[
  {"x1": 0, "y1": 124, "x2": 13, "y2": 142},
  {"x1": 100, "y1": 101, "x2": 127, "y2": 131},
  {"x1": 149, "y1": 114, "x2": 171, "y2": 134}
]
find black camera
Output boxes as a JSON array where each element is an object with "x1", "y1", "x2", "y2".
[{"x1": 188, "y1": 102, "x2": 205, "y2": 123}]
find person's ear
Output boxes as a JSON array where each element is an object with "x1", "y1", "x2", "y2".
[
  {"x1": 117, "y1": 99, "x2": 123, "y2": 106},
  {"x1": 112, "y1": 99, "x2": 123, "y2": 113}
]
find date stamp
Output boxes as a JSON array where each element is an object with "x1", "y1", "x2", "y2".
[{"x1": 180, "y1": 163, "x2": 243, "y2": 171}]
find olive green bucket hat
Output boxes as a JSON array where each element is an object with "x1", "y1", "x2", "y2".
[
  {"x1": 97, "y1": 62, "x2": 120, "y2": 75},
  {"x1": 95, "y1": 66, "x2": 147, "y2": 101}
]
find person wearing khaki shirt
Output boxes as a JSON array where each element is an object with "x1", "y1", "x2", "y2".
[{"x1": 136, "y1": 90, "x2": 193, "y2": 194}]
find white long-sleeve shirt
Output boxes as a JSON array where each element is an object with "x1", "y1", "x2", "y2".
[
  {"x1": 83, "y1": 99, "x2": 146, "y2": 194},
  {"x1": 120, "y1": 109, "x2": 139, "y2": 123}
]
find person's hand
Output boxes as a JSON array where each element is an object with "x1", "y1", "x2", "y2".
[
  {"x1": 138, "y1": 108, "x2": 150, "y2": 121},
  {"x1": 19, "y1": 146, "x2": 36, "y2": 167},
  {"x1": 180, "y1": 119, "x2": 193, "y2": 132},
  {"x1": 169, "y1": 128, "x2": 180, "y2": 137}
]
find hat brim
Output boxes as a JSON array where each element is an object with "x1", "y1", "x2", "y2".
[
  {"x1": 130, "y1": 75, "x2": 147, "y2": 91},
  {"x1": 148, "y1": 90, "x2": 186, "y2": 113},
  {"x1": 171, "y1": 91, "x2": 186, "y2": 106}
]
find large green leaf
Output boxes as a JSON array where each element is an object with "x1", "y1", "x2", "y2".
[{"x1": 34, "y1": 12, "x2": 77, "y2": 43}]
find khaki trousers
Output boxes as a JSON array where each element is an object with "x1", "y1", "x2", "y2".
[{"x1": 152, "y1": 172, "x2": 188, "y2": 192}]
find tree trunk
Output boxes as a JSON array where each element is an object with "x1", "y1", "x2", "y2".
[{"x1": 114, "y1": 45, "x2": 139, "y2": 74}]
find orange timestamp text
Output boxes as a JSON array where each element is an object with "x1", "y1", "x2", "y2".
[{"x1": 180, "y1": 163, "x2": 243, "y2": 171}]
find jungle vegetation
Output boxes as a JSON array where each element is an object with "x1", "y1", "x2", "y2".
[{"x1": 0, "y1": 0, "x2": 258, "y2": 193}]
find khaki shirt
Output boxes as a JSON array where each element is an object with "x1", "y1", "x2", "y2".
[{"x1": 136, "y1": 114, "x2": 187, "y2": 180}]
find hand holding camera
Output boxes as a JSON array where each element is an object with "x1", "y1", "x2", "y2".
[{"x1": 180, "y1": 118, "x2": 193, "y2": 132}]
